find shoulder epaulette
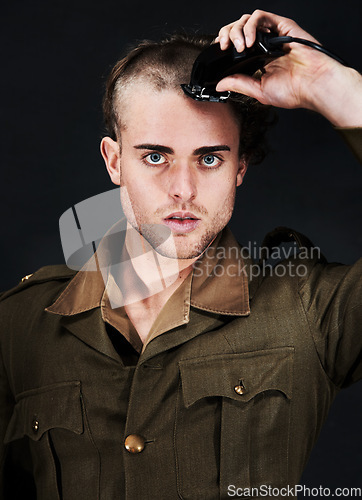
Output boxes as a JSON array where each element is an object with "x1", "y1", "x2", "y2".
[
  {"x1": 0, "y1": 265, "x2": 77, "y2": 302},
  {"x1": 256, "y1": 226, "x2": 328, "y2": 267},
  {"x1": 261, "y1": 226, "x2": 315, "y2": 254}
]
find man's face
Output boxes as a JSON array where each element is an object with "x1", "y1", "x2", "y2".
[{"x1": 101, "y1": 84, "x2": 247, "y2": 259}]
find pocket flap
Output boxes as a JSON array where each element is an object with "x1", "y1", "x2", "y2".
[
  {"x1": 4, "y1": 381, "x2": 84, "y2": 443},
  {"x1": 179, "y1": 347, "x2": 294, "y2": 408}
]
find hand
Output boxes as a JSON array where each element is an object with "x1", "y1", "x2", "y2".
[{"x1": 215, "y1": 10, "x2": 362, "y2": 127}]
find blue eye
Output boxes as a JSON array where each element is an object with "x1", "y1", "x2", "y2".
[
  {"x1": 201, "y1": 154, "x2": 221, "y2": 168},
  {"x1": 145, "y1": 152, "x2": 166, "y2": 165}
]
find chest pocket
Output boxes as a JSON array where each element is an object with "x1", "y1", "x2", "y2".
[
  {"x1": 4, "y1": 381, "x2": 98, "y2": 500},
  {"x1": 175, "y1": 347, "x2": 293, "y2": 500},
  {"x1": 4, "y1": 381, "x2": 83, "y2": 444}
]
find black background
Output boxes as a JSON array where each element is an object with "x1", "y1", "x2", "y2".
[{"x1": 2, "y1": 0, "x2": 362, "y2": 492}]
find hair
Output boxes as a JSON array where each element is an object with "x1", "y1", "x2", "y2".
[{"x1": 103, "y1": 33, "x2": 274, "y2": 165}]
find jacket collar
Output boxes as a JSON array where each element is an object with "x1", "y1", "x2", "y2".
[
  {"x1": 190, "y1": 227, "x2": 250, "y2": 316},
  {"x1": 46, "y1": 226, "x2": 250, "y2": 317},
  {"x1": 46, "y1": 226, "x2": 250, "y2": 353}
]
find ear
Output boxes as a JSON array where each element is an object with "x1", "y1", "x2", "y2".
[
  {"x1": 100, "y1": 137, "x2": 121, "y2": 186},
  {"x1": 236, "y1": 158, "x2": 248, "y2": 187}
]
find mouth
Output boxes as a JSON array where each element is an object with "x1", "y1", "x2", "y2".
[{"x1": 163, "y1": 212, "x2": 201, "y2": 234}]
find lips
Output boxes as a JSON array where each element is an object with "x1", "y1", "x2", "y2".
[
  {"x1": 163, "y1": 211, "x2": 200, "y2": 233},
  {"x1": 166, "y1": 211, "x2": 199, "y2": 221}
]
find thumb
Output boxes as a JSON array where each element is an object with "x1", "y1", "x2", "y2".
[{"x1": 216, "y1": 75, "x2": 263, "y2": 101}]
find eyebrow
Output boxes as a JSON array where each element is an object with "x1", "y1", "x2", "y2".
[
  {"x1": 193, "y1": 145, "x2": 230, "y2": 156},
  {"x1": 134, "y1": 144, "x2": 173, "y2": 154},
  {"x1": 134, "y1": 144, "x2": 231, "y2": 155}
]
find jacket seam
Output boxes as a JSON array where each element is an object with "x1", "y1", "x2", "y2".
[
  {"x1": 190, "y1": 302, "x2": 249, "y2": 315},
  {"x1": 79, "y1": 389, "x2": 102, "y2": 500},
  {"x1": 297, "y1": 286, "x2": 340, "y2": 390}
]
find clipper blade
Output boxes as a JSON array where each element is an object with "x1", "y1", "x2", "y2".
[{"x1": 181, "y1": 84, "x2": 230, "y2": 102}]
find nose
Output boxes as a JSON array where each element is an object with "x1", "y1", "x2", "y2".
[{"x1": 168, "y1": 162, "x2": 197, "y2": 203}]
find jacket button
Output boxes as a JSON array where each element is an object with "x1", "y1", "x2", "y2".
[
  {"x1": 32, "y1": 419, "x2": 40, "y2": 433},
  {"x1": 234, "y1": 384, "x2": 246, "y2": 395},
  {"x1": 124, "y1": 434, "x2": 145, "y2": 453},
  {"x1": 21, "y1": 274, "x2": 33, "y2": 282}
]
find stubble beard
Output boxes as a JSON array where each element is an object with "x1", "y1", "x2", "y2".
[{"x1": 120, "y1": 185, "x2": 236, "y2": 260}]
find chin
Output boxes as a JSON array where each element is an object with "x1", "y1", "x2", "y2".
[
  {"x1": 133, "y1": 220, "x2": 222, "y2": 260},
  {"x1": 154, "y1": 233, "x2": 215, "y2": 260}
]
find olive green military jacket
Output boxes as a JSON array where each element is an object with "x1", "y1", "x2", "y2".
[{"x1": 0, "y1": 128, "x2": 361, "y2": 500}]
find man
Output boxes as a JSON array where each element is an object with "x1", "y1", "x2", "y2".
[{"x1": 1, "y1": 9, "x2": 361, "y2": 499}]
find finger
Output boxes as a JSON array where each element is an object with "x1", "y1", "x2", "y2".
[
  {"x1": 227, "y1": 14, "x2": 251, "y2": 52},
  {"x1": 216, "y1": 75, "x2": 265, "y2": 103},
  {"x1": 243, "y1": 10, "x2": 317, "y2": 47},
  {"x1": 242, "y1": 10, "x2": 279, "y2": 47},
  {"x1": 218, "y1": 22, "x2": 237, "y2": 50}
]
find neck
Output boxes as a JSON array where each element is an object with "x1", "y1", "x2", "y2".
[{"x1": 109, "y1": 223, "x2": 196, "y2": 306}]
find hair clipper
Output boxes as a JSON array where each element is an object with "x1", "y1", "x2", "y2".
[{"x1": 181, "y1": 31, "x2": 285, "y2": 102}]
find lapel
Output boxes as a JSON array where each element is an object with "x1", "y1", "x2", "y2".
[
  {"x1": 58, "y1": 308, "x2": 121, "y2": 363},
  {"x1": 46, "y1": 225, "x2": 253, "y2": 362},
  {"x1": 139, "y1": 308, "x2": 233, "y2": 363}
]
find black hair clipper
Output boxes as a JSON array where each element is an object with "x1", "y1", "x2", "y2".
[{"x1": 181, "y1": 31, "x2": 285, "y2": 102}]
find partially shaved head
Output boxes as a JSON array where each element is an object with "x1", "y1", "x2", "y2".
[
  {"x1": 103, "y1": 34, "x2": 273, "y2": 164},
  {"x1": 103, "y1": 35, "x2": 211, "y2": 140}
]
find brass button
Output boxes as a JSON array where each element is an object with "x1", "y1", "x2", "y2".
[
  {"x1": 21, "y1": 274, "x2": 33, "y2": 282},
  {"x1": 32, "y1": 419, "x2": 39, "y2": 433},
  {"x1": 124, "y1": 434, "x2": 145, "y2": 453},
  {"x1": 234, "y1": 384, "x2": 246, "y2": 395}
]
